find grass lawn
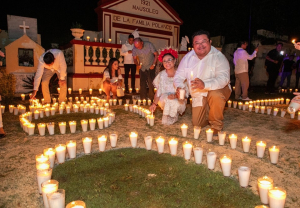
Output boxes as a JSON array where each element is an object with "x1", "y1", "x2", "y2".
[{"x1": 52, "y1": 148, "x2": 261, "y2": 208}]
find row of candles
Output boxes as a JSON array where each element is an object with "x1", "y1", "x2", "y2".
[
  {"x1": 58, "y1": 87, "x2": 142, "y2": 95},
  {"x1": 36, "y1": 132, "x2": 286, "y2": 208},
  {"x1": 227, "y1": 99, "x2": 299, "y2": 119}
]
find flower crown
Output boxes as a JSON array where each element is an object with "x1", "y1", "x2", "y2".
[{"x1": 158, "y1": 48, "x2": 178, "y2": 62}]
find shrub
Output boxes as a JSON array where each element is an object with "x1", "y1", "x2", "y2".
[{"x1": 0, "y1": 69, "x2": 16, "y2": 102}]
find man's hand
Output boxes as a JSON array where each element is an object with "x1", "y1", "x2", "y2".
[
  {"x1": 128, "y1": 50, "x2": 132, "y2": 54},
  {"x1": 30, "y1": 90, "x2": 37, "y2": 99},
  {"x1": 58, "y1": 80, "x2": 66, "y2": 86},
  {"x1": 149, "y1": 103, "x2": 156, "y2": 112},
  {"x1": 191, "y1": 78, "x2": 205, "y2": 90},
  {"x1": 149, "y1": 65, "x2": 155, "y2": 70}
]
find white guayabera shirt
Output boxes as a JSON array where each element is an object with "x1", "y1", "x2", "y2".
[
  {"x1": 174, "y1": 46, "x2": 231, "y2": 107},
  {"x1": 233, "y1": 48, "x2": 257, "y2": 74},
  {"x1": 34, "y1": 49, "x2": 67, "y2": 90}
]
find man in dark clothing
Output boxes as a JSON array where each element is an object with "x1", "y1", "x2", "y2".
[
  {"x1": 265, "y1": 43, "x2": 284, "y2": 94},
  {"x1": 295, "y1": 58, "x2": 300, "y2": 89},
  {"x1": 279, "y1": 55, "x2": 295, "y2": 88}
]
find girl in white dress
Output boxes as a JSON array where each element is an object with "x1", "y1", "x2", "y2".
[
  {"x1": 149, "y1": 48, "x2": 188, "y2": 125},
  {"x1": 103, "y1": 58, "x2": 123, "y2": 101}
]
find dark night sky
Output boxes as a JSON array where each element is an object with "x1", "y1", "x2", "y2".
[{"x1": 1, "y1": 0, "x2": 299, "y2": 49}]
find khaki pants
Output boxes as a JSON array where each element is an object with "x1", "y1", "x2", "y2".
[
  {"x1": 192, "y1": 85, "x2": 231, "y2": 130},
  {"x1": 235, "y1": 72, "x2": 249, "y2": 99},
  {"x1": 41, "y1": 68, "x2": 67, "y2": 103}
]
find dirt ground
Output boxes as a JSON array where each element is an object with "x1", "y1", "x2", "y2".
[{"x1": 0, "y1": 99, "x2": 299, "y2": 208}]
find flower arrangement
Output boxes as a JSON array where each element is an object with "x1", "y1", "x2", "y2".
[{"x1": 158, "y1": 48, "x2": 178, "y2": 62}]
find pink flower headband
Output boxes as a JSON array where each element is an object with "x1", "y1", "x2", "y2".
[{"x1": 158, "y1": 48, "x2": 178, "y2": 62}]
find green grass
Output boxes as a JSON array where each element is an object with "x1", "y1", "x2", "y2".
[{"x1": 52, "y1": 148, "x2": 260, "y2": 208}]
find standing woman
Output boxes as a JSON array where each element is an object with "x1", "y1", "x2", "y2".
[
  {"x1": 103, "y1": 58, "x2": 123, "y2": 101},
  {"x1": 149, "y1": 48, "x2": 188, "y2": 125}
]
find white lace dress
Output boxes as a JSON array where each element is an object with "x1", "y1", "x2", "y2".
[{"x1": 153, "y1": 70, "x2": 188, "y2": 125}]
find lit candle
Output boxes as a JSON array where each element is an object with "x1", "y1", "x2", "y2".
[
  {"x1": 109, "y1": 132, "x2": 118, "y2": 147},
  {"x1": 142, "y1": 99, "x2": 146, "y2": 106},
  {"x1": 227, "y1": 100, "x2": 232, "y2": 108},
  {"x1": 242, "y1": 136, "x2": 251, "y2": 153},
  {"x1": 206, "y1": 128, "x2": 214, "y2": 142},
  {"x1": 98, "y1": 135, "x2": 107, "y2": 152},
  {"x1": 156, "y1": 136, "x2": 165, "y2": 153},
  {"x1": 66, "y1": 200, "x2": 86, "y2": 208},
  {"x1": 154, "y1": 88, "x2": 157, "y2": 93},
  {"x1": 232, "y1": 86, "x2": 235, "y2": 91},
  {"x1": 45, "y1": 108, "x2": 50, "y2": 117},
  {"x1": 193, "y1": 146, "x2": 203, "y2": 164},
  {"x1": 190, "y1": 71, "x2": 194, "y2": 80},
  {"x1": 273, "y1": 108, "x2": 279, "y2": 116},
  {"x1": 46, "y1": 189, "x2": 65, "y2": 208},
  {"x1": 148, "y1": 99, "x2": 151, "y2": 105},
  {"x1": 233, "y1": 101, "x2": 237, "y2": 108},
  {"x1": 269, "y1": 146, "x2": 280, "y2": 164},
  {"x1": 21, "y1": 93, "x2": 25, "y2": 100},
  {"x1": 286, "y1": 98, "x2": 290, "y2": 105},
  {"x1": 82, "y1": 137, "x2": 92, "y2": 154},
  {"x1": 81, "y1": 119, "x2": 88, "y2": 132},
  {"x1": 99, "y1": 88, "x2": 102, "y2": 94},
  {"x1": 38, "y1": 123, "x2": 46, "y2": 136},
  {"x1": 119, "y1": 99, "x2": 123, "y2": 105},
  {"x1": 280, "y1": 108, "x2": 286, "y2": 117},
  {"x1": 55, "y1": 144, "x2": 66, "y2": 164},
  {"x1": 260, "y1": 106, "x2": 265, "y2": 114},
  {"x1": 9, "y1": 105, "x2": 14, "y2": 113},
  {"x1": 57, "y1": 88, "x2": 60, "y2": 93},
  {"x1": 220, "y1": 154, "x2": 232, "y2": 176},
  {"x1": 268, "y1": 187, "x2": 286, "y2": 208},
  {"x1": 97, "y1": 118, "x2": 104, "y2": 129},
  {"x1": 41, "y1": 180, "x2": 59, "y2": 208},
  {"x1": 238, "y1": 102, "x2": 243, "y2": 110},
  {"x1": 238, "y1": 166, "x2": 251, "y2": 188},
  {"x1": 267, "y1": 106, "x2": 272, "y2": 115},
  {"x1": 194, "y1": 126, "x2": 201, "y2": 139},
  {"x1": 103, "y1": 117, "x2": 109, "y2": 128},
  {"x1": 168, "y1": 138, "x2": 178, "y2": 156},
  {"x1": 144, "y1": 136, "x2": 153, "y2": 150},
  {"x1": 206, "y1": 150, "x2": 217, "y2": 170},
  {"x1": 36, "y1": 161, "x2": 50, "y2": 171},
  {"x1": 129, "y1": 88, "x2": 132, "y2": 93},
  {"x1": 229, "y1": 134, "x2": 237, "y2": 149},
  {"x1": 256, "y1": 141, "x2": 266, "y2": 158},
  {"x1": 255, "y1": 105, "x2": 259, "y2": 113},
  {"x1": 218, "y1": 131, "x2": 226, "y2": 145},
  {"x1": 280, "y1": 98, "x2": 284, "y2": 104},
  {"x1": 108, "y1": 38, "x2": 111, "y2": 43},
  {"x1": 149, "y1": 114, "x2": 155, "y2": 126},
  {"x1": 43, "y1": 148, "x2": 55, "y2": 168},
  {"x1": 124, "y1": 104, "x2": 129, "y2": 111},
  {"x1": 58, "y1": 122, "x2": 66, "y2": 134},
  {"x1": 183, "y1": 141, "x2": 193, "y2": 160},
  {"x1": 66, "y1": 140, "x2": 76, "y2": 159},
  {"x1": 89, "y1": 118, "x2": 96, "y2": 131},
  {"x1": 50, "y1": 107, "x2": 56, "y2": 116},
  {"x1": 79, "y1": 88, "x2": 82, "y2": 94},
  {"x1": 47, "y1": 122, "x2": 55, "y2": 135},
  {"x1": 181, "y1": 124, "x2": 188, "y2": 137},
  {"x1": 36, "y1": 154, "x2": 49, "y2": 164},
  {"x1": 13, "y1": 106, "x2": 19, "y2": 115},
  {"x1": 136, "y1": 88, "x2": 139, "y2": 93},
  {"x1": 258, "y1": 176, "x2": 273, "y2": 204},
  {"x1": 87, "y1": 36, "x2": 90, "y2": 41},
  {"x1": 129, "y1": 132, "x2": 138, "y2": 148},
  {"x1": 37, "y1": 168, "x2": 52, "y2": 194},
  {"x1": 113, "y1": 99, "x2": 117, "y2": 105},
  {"x1": 27, "y1": 123, "x2": 35, "y2": 135},
  {"x1": 179, "y1": 88, "x2": 185, "y2": 100},
  {"x1": 69, "y1": 121, "x2": 76, "y2": 133}
]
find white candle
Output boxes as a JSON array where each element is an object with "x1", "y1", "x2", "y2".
[
  {"x1": 136, "y1": 88, "x2": 139, "y2": 93},
  {"x1": 194, "y1": 126, "x2": 201, "y2": 139},
  {"x1": 113, "y1": 99, "x2": 117, "y2": 105},
  {"x1": 148, "y1": 99, "x2": 151, "y2": 105},
  {"x1": 218, "y1": 131, "x2": 226, "y2": 145},
  {"x1": 44, "y1": 148, "x2": 55, "y2": 168},
  {"x1": 242, "y1": 136, "x2": 251, "y2": 153},
  {"x1": 124, "y1": 104, "x2": 129, "y2": 111},
  {"x1": 258, "y1": 176, "x2": 273, "y2": 204},
  {"x1": 66, "y1": 200, "x2": 86, "y2": 208},
  {"x1": 260, "y1": 106, "x2": 265, "y2": 114},
  {"x1": 193, "y1": 146, "x2": 203, "y2": 164},
  {"x1": 256, "y1": 141, "x2": 266, "y2": 158},
  {"x1": 79, "y1": 88, "x2": 82, "y2": 94},
  {"x1": 58, "y1": 122, "x2": 66, "y2": 134},
  {"x1": 280, "y1": 109, "x2": 286, "y2": 117},
  {"x1": 156, "y1": 136, "x2": 165, "y2": 153},
  {"x1": 50, "y1": 107, "x2": 56, "y2": 116},
  {"x1": 68, "y1": 88, "x2": 72, "y2": 94},
  {"x1": 229, "y1": 134, "x2": 237, "y2": 149},
  {"x1": 255, "y1": 105, "x2": 259, "y2": 113},
  {"x1": 233, "y1": 101, "x2": 237, "y2": 108},
  {"x1": 286, "y1": 98, "x2": 290, "y2": 105},
  {"x1": 179, "y1": 88, "x2": 185, "y2": 100},
  {"x1": 82, "y1": 137, "x2": 92, "y2": 154},
  {"x1": 129, "y1": 88, "x2": 132, "y2": 93},
  {"x1": 273, "y1": 108, "x2": 279, "y2": 116},
  {"x1": 99, "y1": 88, "x2": 102, "y2": 94},
  {"x1": 269, "y1": 146, "x2": 280, "y2": 164},
  {"x1": 69, "y1": 121, "x2": 76, "y2": 133},
  {"x1": 268, "y1": 187, "x2": 286, "y2": 208},
  {"x1": 227, "y1": 100, "x2": 232, "y2": 108},
  {"x1": 89, "y1": 119, "x2": 96, "y2": 131},
  {"x1": 21, "y1": 93, "x2": 25, "y2": 100},
  {"x1": 168, "y1": 138, "x2": 178, "y2": 156},
  {"x1": 129, "y1": 132, "x2": 138, "y2": 148},
  {"x1": 110, "y1": 133, "x2": 118, "y2": 147},
  {"x1": 220, "y1": 154, "x2": 232, "y2": 176},
  {"x1": 81, "y1": 119, "x2": 88, "y2": 132},
  {"x1": 37, "y1": 168, "x2": 52, "y2": 194},
  {"x1": 119, "y1": 99, "x2": 123, "y2": 105},
  {"x1": 103, "y1": 117, "x2": 109, "y2": 128},
  {"x1": 206, "y1": 129, "x2": 214, "y2": 142},
  {"x1": 206, "y1": 151, "x2": 217, "y2": 170},
  {"x1": 66, "y1": 140, "x2": 76, "y2": 159},
  {"x1": 46, "y1": 189, "x2": 65, "y2": 208},
  {"x1": 9, "y1": 105, "x2": 14, "y2": 113},
  {"x1": 28, "y1": 123, "x2": 35, "y2": 135},
  {"x1": 98, "y1": 135, "x2": 107, "y2": 152},
  {"x1": 149, "y1": 114, "x2": 155, "y2": 126},
  {"x1": 97, "y1": 118, "x2": 104, "y2": 129},
  {"x1": 238, "y1": 102, "x2": 243, "y2": 110},
  {"x1": 238, "y1": 166, "x2": 251, "y2": 187},
  {"x1": 47, "y1": 122, "x2": 55, "y2": 135},
  {"x1": 144, "y1": 136, "x2": 153, "y2": 150},
  {"x1": 41, "y1": 180, "x2": 59, "y2": 208},
  {"x1": 36, "y1": 161, "x2": 50, "y2": 171},
  {"x1": 249, "y1": 104, "x2": 253, "y2": 112},
  {"x1": 57, "y1": 88, "x2": 60, "y2": 93},
  {"x1": 13, "y1": 107, "x2": 19, "y2": 115},
  {"x1": 181, "y1": 124, "x2": 188, "y2": 137},
  {"x1": 183, "y1": 142, "x2": 193, "y2": 160},
  {"x1": 55, "y1": 144, "x2": 66, "y2": 164},
  {"x1": 40, "y1": 109, "x2": 44, "y2": 118},
  {"x1": 37, "y1": 123, "x2": 46, "y2": 136}
]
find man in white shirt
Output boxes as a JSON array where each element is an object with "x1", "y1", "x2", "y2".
[
  {"x1": 174, "y1": 30, "x2": 231, "y2": 134},
  {"x1": 120, "y1": 34, "x2": 135, "y2": 93},
  {"x1": 30, "y1": 49, "x2": 67, "y2": 103},
  {"x1": 233, "y1": 41, "x2": 258, "y2": 100}
]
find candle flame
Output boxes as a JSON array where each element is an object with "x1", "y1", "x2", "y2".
[{"x1": 292, "y1": 39, "x2": 296, "y2": 44}]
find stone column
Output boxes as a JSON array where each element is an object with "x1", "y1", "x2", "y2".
[
  {"x1": 92, "y1": 46, "x2": 98, "y2": 65},
  {"x1": 99, "y1": 47, "x2": 104, "y2": 65},
  {"x1": 85, "y1": 45, "x2": 90, "y2": 65}
]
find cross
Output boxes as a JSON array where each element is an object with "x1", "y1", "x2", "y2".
[{"x1": 19, "y1": 21, "x2": 29, "y2": 34}]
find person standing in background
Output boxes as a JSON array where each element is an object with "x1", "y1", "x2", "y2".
[
  {"x1": 121, "y1": 34, "x2": 136, "y2": 93},
  {"x1": 279, "y1": 54, "x2": 295, "y2": 89}
]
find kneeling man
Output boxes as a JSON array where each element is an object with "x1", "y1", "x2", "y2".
[{"x1": 174, "y1": 30, "x2": 231, "y2": 134}]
